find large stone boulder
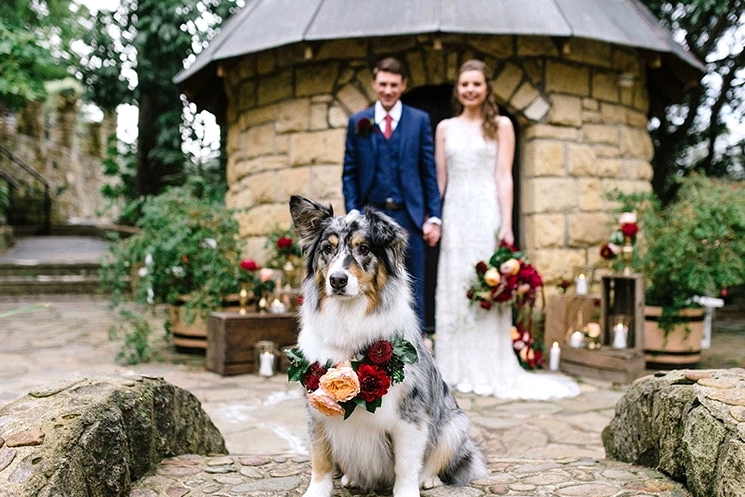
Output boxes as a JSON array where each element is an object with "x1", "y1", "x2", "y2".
[
  {"x1": 602, "y1": 369, "x2": 745, "y2": 497},
  {"x1": 0, "y1": 374, "x2": 226, "y2": 497}
]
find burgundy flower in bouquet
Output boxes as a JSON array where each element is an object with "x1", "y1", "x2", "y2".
[
  {"x1": 600, "y1": 212, "x2": 638, "y2": 261},
  {"x1": 466, "y1": 243, "x2": 544, "y2": 369}
]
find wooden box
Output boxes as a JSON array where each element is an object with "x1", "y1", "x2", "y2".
[
  {"x1": 545, "y1": 280, "x2": 647, "y2": 384},
  {"x1": 600, "y1": 274, "x2": 645, "y2": 349},
  {"x1": 206, "y1": 311, "x2": 299, "y2": 376},
  {"x1": 558, "y1": 347, "x2": 646, "y2": 384},
  {"x1": 545, "y1": 293, "x2": 601, "y2": 347}
]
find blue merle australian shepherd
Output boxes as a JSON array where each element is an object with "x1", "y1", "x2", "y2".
[{"x1": 289, "y1": 195, "x2": 487, "y2": 497}]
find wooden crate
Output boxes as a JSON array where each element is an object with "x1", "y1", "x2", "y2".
[
  {"x1": 559, "y1": 347, "x2": 646, "y2": 384},
  {"x1": 600, "y1": 274, "x2": 645, "y2": 349},
  {"x1": 545, "y1": 294, "x2": 601, "y2": 347},
  {"x1": 206, "y1": 311, "x2": 300, "y2": 376}
]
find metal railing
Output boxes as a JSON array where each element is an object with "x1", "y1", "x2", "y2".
[{"x1": 0, "y1": 144, "x2": 51, "y2": 234}]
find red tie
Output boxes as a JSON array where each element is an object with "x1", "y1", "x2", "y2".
[{"x1": 384, "y1": 114, "x2": 393, "y2": 139}]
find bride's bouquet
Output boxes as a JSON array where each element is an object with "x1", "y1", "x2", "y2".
[{"x1": 466, "y1": 243, "x2": 544, "y2": 369}]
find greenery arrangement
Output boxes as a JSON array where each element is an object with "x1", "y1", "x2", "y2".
[
  {"x1": 100, "y1": 180, "x2": 246, "y2": 359},
  {"x1": 606, "y1": 174, "x2": 745, "y2": 330}
]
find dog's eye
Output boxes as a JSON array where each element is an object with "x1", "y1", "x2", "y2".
[
  {"x1": 358, "y1": 244, "x2": 370, "y2": 255},
  {"x1": 322, "y1": 242, "x2": 334, "y2": 255}
]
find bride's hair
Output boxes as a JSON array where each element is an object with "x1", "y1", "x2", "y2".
[{"x1": 453, "y1": 59, "x2": 500, "y2": 141}]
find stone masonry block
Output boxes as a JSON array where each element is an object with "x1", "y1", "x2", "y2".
[
  {"x1": 511, "y1": 82, "x2": 541, "y2": 111},
  {"x1": 548, "y1": 95, "x2": 582, "y2": 127},
  {"x1": 620, "y1": 126, "x2": 654, "y2": 160},
  {"x1": 523, "y1": 139, "x2": 566, "y2": 177},
  {"x1": 337, "y1": 84, "x2": 370, "y2": 115},
  {"x1": 546, "y1": 61, "x2": 589, "y2": 96},
  {"x1": 567, "y1": 143, "x2": 597, "y2": 176},
  {"x1": 276, "y1": 166, "x2": 312, "y2": 199},
  {"x1": 237, "y1": 203, "x2": 292, "y2": 237},
  {"x1": 245, "y1": 123, "x2": 276, "y2": 158},
  {"x1": 289, "y1": 129, "x2": 346, "y2": 166},
  {"x1": 257, "y1": 69, "x2": 293, "y2": 106},
  {"x1": 277, "y1": 99, "x2": 310, "y2": 134},
  {"x1": 579, "y1": 178, "x2": 603, "y2": 211},
  {"x1": 493, "y1": 63, "x2": 524, "y2": 103},
  {"x1": 522, "y1": 177, "x2": 577, "y2": 214},
  {"x1": 600, "y1": 103, "x2": 627, "y2": 124},
  {"x1": 583, "y1": 124, "x2": 620, "y2": 146},
  {"x1": 524, "y1": 124, "x2": 579, "y2": 141},
  {"x1": 296, "y1": 62, "x2": 338, "y2": 97},
  {"x1": 568, "y1": 212, "x2": 608, "y2": 245},
  {"x1": 592, "y1": 71, "x2": 620, "y2": 103},
  {"x1": 523, "y1": 213, "x2": 565, "y2": 248}
]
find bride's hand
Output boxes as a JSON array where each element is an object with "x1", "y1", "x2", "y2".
[{"x1": 498, "y1": 227, "x2": 514, "y2": 247}]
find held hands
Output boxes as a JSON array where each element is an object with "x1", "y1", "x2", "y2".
[{"x1": 423, "y1": 220, "x2": 441, "y2": 247}]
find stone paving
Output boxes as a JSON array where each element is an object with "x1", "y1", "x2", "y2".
[{"x1": 2, "y1": 236, "x2": 743, "y2": 496}]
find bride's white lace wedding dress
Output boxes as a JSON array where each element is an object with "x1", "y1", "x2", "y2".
[{"x1": 434, "y1": 118, "x2": 580, "y2": 400}]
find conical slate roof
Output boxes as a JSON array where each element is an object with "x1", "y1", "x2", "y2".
[{"x1": 174, "y1": 0, "x2": 704, "y2": 112}]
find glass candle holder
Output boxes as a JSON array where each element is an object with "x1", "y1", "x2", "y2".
[
  {"x1": 573, "y1": 265, "x2": 595, "y2": 295},
  {"x1": 611, "y1": 314, "x2": 631, "y2": 349}
]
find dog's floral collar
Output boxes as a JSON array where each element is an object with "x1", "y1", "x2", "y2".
[{"x1": 285, "y1": 336, "x2": 418, "y2": 419}]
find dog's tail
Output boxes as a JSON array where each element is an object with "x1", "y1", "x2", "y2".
[{"x1": 441, "y1": 432, "x2": 488, "y2": 485}]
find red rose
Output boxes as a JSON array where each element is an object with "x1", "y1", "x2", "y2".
[
  {"x1": 366, "y1": 340, "x2": 394, "y2": 365},
  {"x1": 494, "y1": 287, "x2": 514, "y2": 303},
  {"x1": 621, "y1": 222, "x2": 638, "y2": 238},
  {"x1": 475, "y1": 261, "x2": 488, "y2": 274},
  {"x1": 356, "y1": 363, "x2": 391, "y2": 402},
  {"x1": 479, "y1": 300, "x2": 492, "y2": 310},
  {"x1": 277, "y1": 237, "x2": 293, "y2": 249},
  {"x1": 304, "y1": 363, "x2": 327, "y2": 391},
  {"x1": 356, "y1": 118, "x2": 376, "y2": 136},
  {"x1": 240, "y1": 259, "x2": 259, "y2": 271},
  {"x1": 599, "y1": 244, "x2": 616, "y2": 260},
  {"x1": 466, "y1": 289, "x2": 474, "y2": 300}
]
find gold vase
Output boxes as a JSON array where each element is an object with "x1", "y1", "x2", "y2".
[
  {"x1": 621, "y1": 235, "x2": 633, "y2": 274},
  {"x1": 238, "y1": 282, "x2": 249, "y2": 315}
]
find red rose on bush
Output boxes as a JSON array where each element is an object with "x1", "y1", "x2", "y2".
[
  {"x1": 276, "y1": 236, "x2": 294, "y2": 249},
  {"x1": 366, "y1": 340, "x2": 394, "y2": 365},
  {"x1": 357, "y1": 363, "x2": 391, "y2": 402},
  {"x1": 240, "y1": 259, "x2": 259, "y2": 271},
  {"x1": 621, "y1": 222, "x2": 638, "y2": 238},
  {"x1": 304, "y1": 363, "x2": 327, "y2": 391}
]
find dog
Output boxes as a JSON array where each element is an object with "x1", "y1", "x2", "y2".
[{"x1": 288, "y1": 195, "x2": 487, "y2": 497}]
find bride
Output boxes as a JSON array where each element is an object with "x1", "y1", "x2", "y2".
[{"x1": 434, "y1": 60, "x2": 579, "y2": 400}]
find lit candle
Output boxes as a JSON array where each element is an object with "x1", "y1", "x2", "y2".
[
  {"x1": 569, "y1": 331, "x2": 583, "y2": 348},
  {"x1": 259, "y1": 351, "x2": 275, "y2": 377},
  {"x1": 612, "y1": 323, "x2": 628, "y2": 349},
  {"x1": 268, "y1": 298, "x2": 287, "y2": 314},
  {"x1": 575, "y1": 273, "x2": 588, "y2": 295},
  {"x1": 549, "y1": 342, "x2": 561, "y2": 371}
]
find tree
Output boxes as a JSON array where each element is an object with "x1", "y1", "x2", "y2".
[
  {"x1": 641, "y1": 0, "x2": 745, "y2": 202},
  {"x1": 0, "y1": 0, "x2": 85, "y2": 110},
  {"x1": 77, "y1": 0, "x2": 240, "y2": 198}
]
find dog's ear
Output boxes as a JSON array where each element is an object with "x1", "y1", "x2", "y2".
[
  {"x1": 365, "y1": 208, "x2": 408, "y2": 267},
  {"x1": 289, "y1": 195, "x2": 334, "y2": 249}
]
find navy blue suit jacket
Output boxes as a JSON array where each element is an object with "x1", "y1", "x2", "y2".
[{"x1": 342, "y1": 104, "x2": 441, "y2": 231}]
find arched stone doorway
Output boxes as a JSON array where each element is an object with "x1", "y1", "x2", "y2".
[{"x1": 403, "y1": 84, "x2": 522, "y2": 334}]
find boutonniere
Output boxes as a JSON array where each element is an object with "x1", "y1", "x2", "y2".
[
  {"x1": 286, "y1": 335, "x2": 418, "y2": 419},
  {"x1": 355, "y1": 117, "x2": 377, "y2": 137}
]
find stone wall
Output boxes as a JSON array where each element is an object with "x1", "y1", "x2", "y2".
[
  {"x1": 0, "y1": 375, "x2": 226, "y2": 497},
  {"x1": 220, "y1": 35, "x2": 654, "y2": 286},
  {"x1": 602, "y1": 369, "x2": 745, "y2": 497},
  {"x1": 0, "y1": 94, "x2": 114, "y2": 226}
]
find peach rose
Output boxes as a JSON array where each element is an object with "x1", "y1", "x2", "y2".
[
  {"x1": 484, "y1": 267, "x2": 501, "y2": 287},
  {"x1": 510, "y1": 326, "x2": 520, "y2": 340},
  {"x1": 307, "y1": 388, "x2": 344, "y2": 417},
  {"x1": 319, "y1": 366, "x2": 360, "y2": 402},
  {"x1": 500, "y1": 258, "x2": 520, "y2": 276},
  {"x1": 516, "y1": 283, "x2": 532, "y2": 295}
]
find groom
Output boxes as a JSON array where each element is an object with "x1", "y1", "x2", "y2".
[{"x1": 342, "y1": 57, "x2": 441, "y2": 330}]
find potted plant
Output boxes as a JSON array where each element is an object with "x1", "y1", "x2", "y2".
[
  {"x1": 605, "y1": 174, "x2": 745, "y2": 365},
  {"x1": 100, "y1": 180, "x2": 248, "y2": 351}
]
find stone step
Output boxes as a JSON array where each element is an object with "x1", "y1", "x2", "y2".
[{"x1": 0, "y1": 262, "x2": 105, "y2": 295}]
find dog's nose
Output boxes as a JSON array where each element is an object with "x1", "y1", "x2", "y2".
[{"x1": 329, "y1": 272, "x2": 348, "y2": 290}]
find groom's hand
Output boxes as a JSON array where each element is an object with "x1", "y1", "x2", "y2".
[{"x1": 423, "y1": 220, "x2": 441, "y2": 247}]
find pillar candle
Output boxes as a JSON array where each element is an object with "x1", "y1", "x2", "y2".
[{"x1": 549, "y1": 342, "x2": 561, "y2": 371}]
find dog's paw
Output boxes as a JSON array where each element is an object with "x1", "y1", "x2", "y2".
[
  {"x1": 340, "y1": 473, "x2": 357, "y2": 488},
  {"x1": 392, "y1": 481, "x2": 420, "y2": 497},
  {"x1": 420, "y1": 475, "x2": 443, "y2": 489},
  {"x1": 302, "y1": 477, "x2": 333, "y2": 497}
]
